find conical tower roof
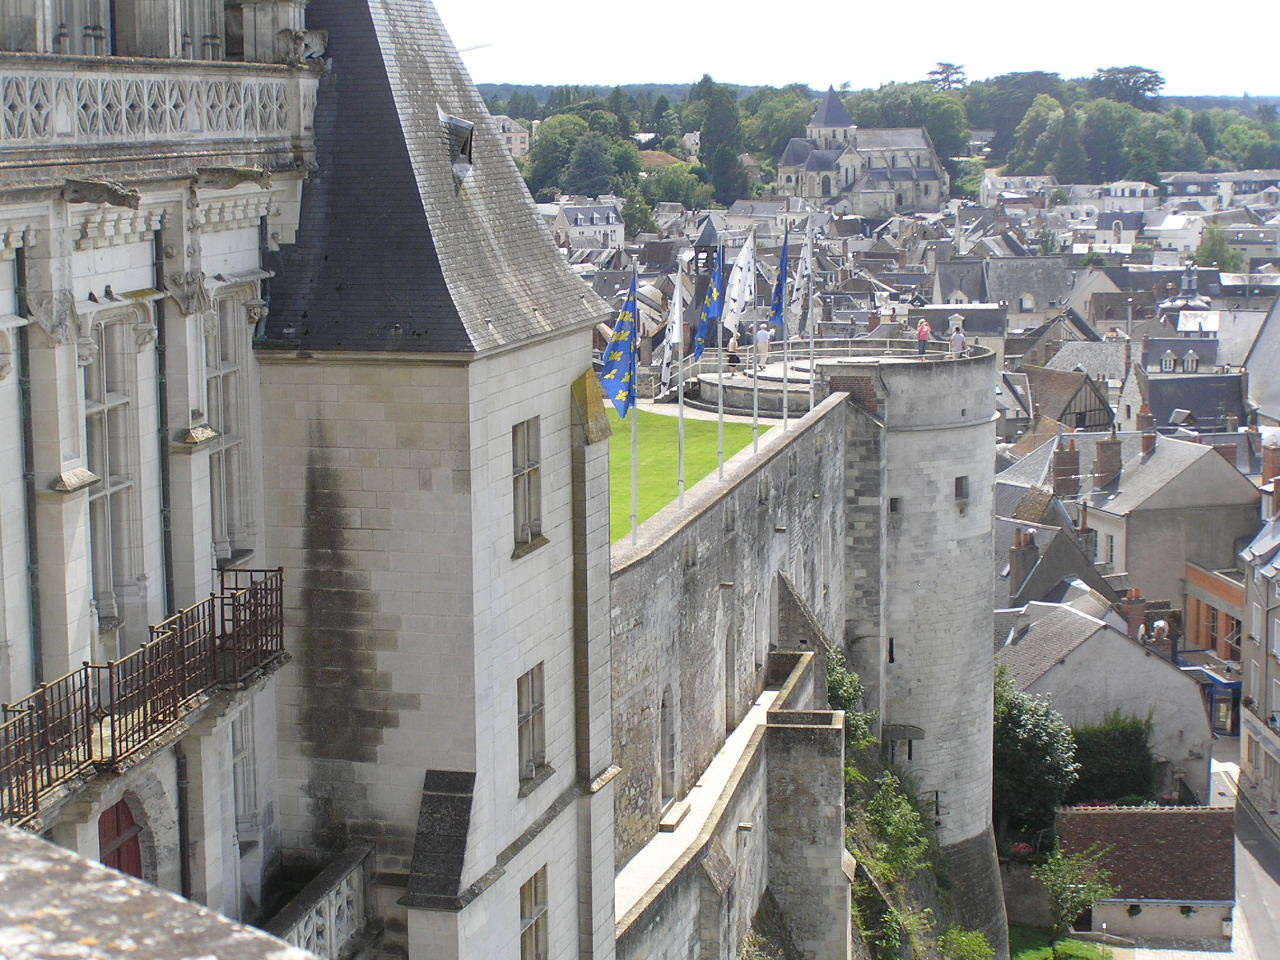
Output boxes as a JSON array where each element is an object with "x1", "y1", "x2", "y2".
[
  {"x1": 812, "y1": 86, "x2": 853, "y2": 128},
  {"x1": 694, "y1": 217, "x2": 720, "y2": 249}
]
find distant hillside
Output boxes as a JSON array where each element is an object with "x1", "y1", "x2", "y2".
[
  {"x1": 1163, "y1": 95, "x2": 1280, "y2": 116},
  {"x1": 477, "y1": 82, "x2": 777, "y2": 105}
]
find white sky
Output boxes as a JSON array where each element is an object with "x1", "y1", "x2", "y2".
[{"x1": 431, "y1": 0, "x2": 1270, "y2": 99}]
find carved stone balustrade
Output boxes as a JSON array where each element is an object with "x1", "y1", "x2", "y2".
[{"x1": 0, "y1": 53, "x2": 318, "y2": 184}]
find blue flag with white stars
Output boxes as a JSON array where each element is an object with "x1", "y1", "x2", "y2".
[
  {"x1": 600, "y1": 274, "x2": 639, "y2": 417},
  {"x1": 693, "y1": 249, "x2": 724, "y2": 360}
]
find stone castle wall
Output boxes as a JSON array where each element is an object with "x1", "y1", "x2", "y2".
[{"x1": 609, "y1": 396, "x2": 848, "y2": 868}]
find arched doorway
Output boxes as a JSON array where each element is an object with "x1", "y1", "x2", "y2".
[{"x1": 98, "y1": 798, "x2": 143, "y2": 878}]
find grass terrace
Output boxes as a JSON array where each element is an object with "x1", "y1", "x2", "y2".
[{"x1": 608, "y1": 408, "x2": 756, "y2": 543}]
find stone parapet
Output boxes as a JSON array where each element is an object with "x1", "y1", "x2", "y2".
[{"x1": 0, "y1": 52, "x2": 319, "y2": 185}]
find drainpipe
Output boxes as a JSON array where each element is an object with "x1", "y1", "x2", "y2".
[
  {"x1": 153, "y1": 229, "x2": 175, "y2": 617},
  {"x1": 15, "y1": 248, "x2": 43, "y2": 685},
  {"x1": 174, "y1": 740, "x2": 192, "y2": 899}
]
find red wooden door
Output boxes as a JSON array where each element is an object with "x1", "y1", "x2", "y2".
[{"x1": 98, "y1": 798, "x2": 143, "y2": 878}]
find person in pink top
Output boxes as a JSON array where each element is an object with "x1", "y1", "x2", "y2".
[{"x1": 916, "y1": 318, "x2": 932, "y2": 356}]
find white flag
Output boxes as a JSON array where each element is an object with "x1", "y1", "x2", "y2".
[
  {"x1": 791, "y1": 219, "x2": 814, "y2": 334},
  {"x1": 659, "y1": 278, "x2": 681, "y2": 395},
  {"x1": 723, "y1": 230, "x2": 756, "y2": 337}
]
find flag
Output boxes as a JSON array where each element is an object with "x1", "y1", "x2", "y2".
[
  {"x1": 724, "y1": 231, "x2": 756, "y2": 336},
  {"x1": 769, "y1": 228, "x2": 789, "y2": 335},
  {"x1": 659, "y1": 275, "x2": 681, "y2": 395},
  {"x1": 692, "y1": 249, "x2": 724, "y2": 360},
  {"x1": 601, "y1": 274, "x2": 639, "y2": 417},
  {"x1": 792, "y1": 219, "x2": 814, "y2": 335}
]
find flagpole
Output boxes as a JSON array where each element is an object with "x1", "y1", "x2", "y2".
[
  {"x1": 630, "y1": 391, "x2": 639, "y2": 546},
  {"x1": 717, "y1": 244, "x2": 725, "y2": 480},
  {"x1": 807, "y1": 227, "x2": 817, "y2": 411},
  {"x1": 676, "y1": 268, "x2": 686, "y2": 510}
]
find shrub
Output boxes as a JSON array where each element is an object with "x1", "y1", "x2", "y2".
[{"x1": 939, "y1": 927, "x2": 995, "y2": 960}]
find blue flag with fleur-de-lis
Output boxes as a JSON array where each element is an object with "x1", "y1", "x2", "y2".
[
  {"x1": 693, "y1": 248, "x2": 724, "y2": 360},
  {"x1": 769, "y1": 227, "x2": 789, "y2": 334},
  {"x1": 600, "y1": 273, "x2": 639, "y2": 417}
]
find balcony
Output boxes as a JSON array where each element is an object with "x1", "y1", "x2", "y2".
[
  {"x1": 263, "y1": 844, "x2": 379, "y2": 960},
  {"x1": 0, "y1": 53, "x2": 317, "y2": 175},
  {"x1": 0, "y1": 568, "x2": 285, "y2": 827}
]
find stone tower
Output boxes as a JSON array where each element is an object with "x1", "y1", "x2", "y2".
[
  {"x1": 257, "y1": 1, "x2": 615, "y2": 956},
  {"x1": 820, "y1": 347, "x2": 1009, "y2": 958}
]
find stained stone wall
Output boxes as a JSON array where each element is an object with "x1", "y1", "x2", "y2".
[{"x1": 608, "y1": 396, "x2": 848, "y2": 869}]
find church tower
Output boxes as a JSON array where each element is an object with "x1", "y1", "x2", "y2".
[{"x1": 807, "y1": 87, "x2": 855, "y2": 150}]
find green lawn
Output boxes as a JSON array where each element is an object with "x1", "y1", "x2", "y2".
[
  {"x1": 1009, "y1": 925, "x2": 1111, "y2": 960},
  {"x1": 608, "y1": 408, "x2": 756, "y2": 543}
]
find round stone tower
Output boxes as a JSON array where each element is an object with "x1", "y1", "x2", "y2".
[{"x1": 818, "y1": 344, "x2": 1009, "y2": 958}]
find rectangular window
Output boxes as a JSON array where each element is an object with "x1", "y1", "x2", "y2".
[
  {"x1": 954, "y1": 476, "x2": 969, "y2": 501},
  {"x1": 208, "y1": 298, "x2": 250, "y2": 563},
  {"x1": 231, "y1": 706, "x2": 258, "y2": 835},
  {"x1": 1249, "y1": 659, "x2": 1260, "y2": 706},
  {"x1": 1105, "y1": 534, "x2": 1115, "y2": 565},
  {"x1": 84, "y1": 317, "x2": 136, "y2": 648},
  {"x1": 513, "y1": 417, "x2": 542, "y2": 548},
  {"x1": 519, "y1": 866, "x2": 549, "y2": 960},
  {"x1": 889, "y1": 497, "x2": 901, "y2": 514},
  {"x1": 517, "y1": 663, "x2": 546, "y2": 791}
]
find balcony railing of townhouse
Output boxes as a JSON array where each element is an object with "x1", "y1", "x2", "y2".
[
  {"x1": 263, "y1": 844, "x2": 379, "y2": 960},
  {"x1": 0, "y1": 568, "x2": 284, "y2": 828},
  {"x1": 0, "y1": 53, "x2": 316, "y2": 153}
]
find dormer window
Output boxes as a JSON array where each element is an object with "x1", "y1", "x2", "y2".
[
  {"x1": 1161, "y1": 352, "x2": 1176, "y2": 372},
  {"x1": 1182, "y1": 351, "x2": 1199, "y2": 373},
  {"x1": 439, "y1": 108, "x2": 474, "y2": 184}
]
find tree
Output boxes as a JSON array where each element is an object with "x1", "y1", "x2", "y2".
[
  {"x1": 641, "y1": 163, "x2": 714, "y2": 210},
  {"x1": 1081, "y1": 98, "x2": 1138, "y2": 182},
  {"x1": 1037, "y1": 227, "x2": 1059, "y2": 256},
  {"x1": 610, "y1": 139, "x2": 642, "y2": 181},
  {"x1": 708, "y1": 145, "x2": 748, "y2": 206},
  {"x1": 992, "y1": 666, "x2": 1078, "y2": 840},
  {"x1": 925, "y1": 93, "x2": 971, "y2": 164},
  {"x1": 1067, "y1": 712, "x2": 1156, "y2": 804},
  {"x1": 1088, "y1": 66, "x2": 1165, "y2": 110},
  {"x1": 1032, "y1": 844, "x2": 1118, "y2": 936},
  {"x1": 525, "y1": 113, "x2": 588, "y2": 194},
  {"x1": 1005, "y1": 94, "x2": 1063, "y2": 174},
  {"x1": 865, "y1": 772, "x2": 931, "y2": 883},
  {"x1": 650, "y1": 94, "x2": 670, "y2": 127},
  {"x1": 966, "y1": 71, "x2": 1065, "y2": 159},
  {"x1": 1193, "y1": 226, "x2": 1245, "y2": 272},
  {"x1": 688, "y1": 73, "x2": 717, "y2": 103},
  {"x1": 1050, "y1": 108, "x2": 1090, "y2": 184},
  {"x1": 927, "y1": 62, "x2": 967, "y2": 91},
  {"x1": 563, "y1": 131, "x2": 616, "y2": 197},
  {"x1": 621, "y1": 184, "x2": 657, "y2": 238},
  {"x1": 700, "y1": 84, "x2": 742, "y2": 160},
  {"x1": 606, "y1": 85, "x2": 633, "y2": 137}
]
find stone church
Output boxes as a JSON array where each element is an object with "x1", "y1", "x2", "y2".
[
  {"x1": 777, "y1": 88, "x2": 949, "y2": 216},
  {"x1": 0, "y1": 3, "x2": 1004, "y2": 959}
]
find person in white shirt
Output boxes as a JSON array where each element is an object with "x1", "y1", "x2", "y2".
[
  {"x1": 754, "y1": 323, "x2": 771, "y2": 370},
  {"x1": 949, "y1": 325, "x2": 967, "y2": 357}
]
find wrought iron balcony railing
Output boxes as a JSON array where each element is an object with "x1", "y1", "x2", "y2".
[{"x1": 0, "y1": 568, "x2": 284, "y2": 827}]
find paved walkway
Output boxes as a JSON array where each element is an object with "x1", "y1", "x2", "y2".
[{"x1": 614, "y1": 688, "x2": 779, "y2": 922}]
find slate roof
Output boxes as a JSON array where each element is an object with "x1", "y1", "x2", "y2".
[
  {"x1": 1008, "y1": 415, "x2": 1068, "y2": 458},
  {"x1": 1045, "y1": 341, "x2": 1130, "y2": 381},
  {"x1": 996, "y1": 432, "x2": 1217, "y2": 515},
  {"x1": 1141, "y1": 372, "x2": 1246, "y2": 430},
  {"x1": 857, "y1": 128, "x2": 931, "y2": 150},
  {"x1": 265, "y1": 0, "x2": 607, "y2": 354},
  {"x1": 1021, "y1": 365, "x2": 1102, "y2": 422},
  {"x1": 983, "y1": 257, "x2": 1073, "y2": 312},
  {"x1": 1094, "y1": 210, "x2": 1145, "y2": 232},
  {"x1": 1245, "y1": 297, "x2": 1280, "y2": 421},
  {"x1": 779, "y1": 138, "x2": 814, "y2": 167},
  {"x1": 995, "y1": 601, "x2": 1109, "y2": 688},
  {"x1": 936, "y1": 259, "x2": 986, "y2": 302},
  {"x1": 1057, "y1": 806, "x2": 1235, "y2": 902},
  {"x1": 812, "y1": 87, "x2": 853, "y2": 128},
  {"x1": 1142, "y1": 337, "x2": 1220, "y2": 369},
  {"x1": 804, "y1": 150, "x2": 842, "y2": 173}
]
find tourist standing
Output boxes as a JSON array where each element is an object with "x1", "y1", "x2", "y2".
[{"x1": 916, "y1": 318, "x2": 932, "y2": 356}]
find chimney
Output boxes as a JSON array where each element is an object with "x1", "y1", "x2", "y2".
[
  {"x1": 1117, "y1": 588, "x2": 1148, "y2": 640},
  {"x1": 1124, "y1": 338, "x2": 1132, "y2": 372},
  {"x1": 1008, "y1": 527, "x2": 1040, "y2": 602},
  {"x1": 1136, "y1": 403, "x2": 1155, "y2": 433},
  {"x1": 1142, "y1": 430, "x2": 1156, "y2": 457},
  {"x1": 1263, "y1": 442, "x2": 1280, "y2": 486},
  {"x1": 1213, "y1": 444, "x2": 1237, "y2": 464},
  {"x1": 1226, "y1": 412, "x2": 1239, "y2": 433},
  {"x1": 1093, "y1": 428, "x2": 1123, "y2": 486},
  {"x1": 1053, "y1": 438, "x2": 1081, "y2": 496}
]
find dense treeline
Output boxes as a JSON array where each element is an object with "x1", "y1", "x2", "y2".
[{"x1": 483, "y1": 69, "x2": 1280, "y2": 235}]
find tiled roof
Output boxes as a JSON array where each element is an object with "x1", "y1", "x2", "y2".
[
  {"x1": 264, "y1": 0, "x2": 606, "y2": 354},
  {"x1": 811, "y1": 87, "x2": 853, "y2": 128},
  {"x1": 996, "y1": 601, "x2": 1107, "y2": 688},
  {"x1": 1057, "y1": 806, "x2": 1235, "y2": 902},
  {"x1": 1021, "y1": 365, "x2": 1094, "y2": 422}
]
